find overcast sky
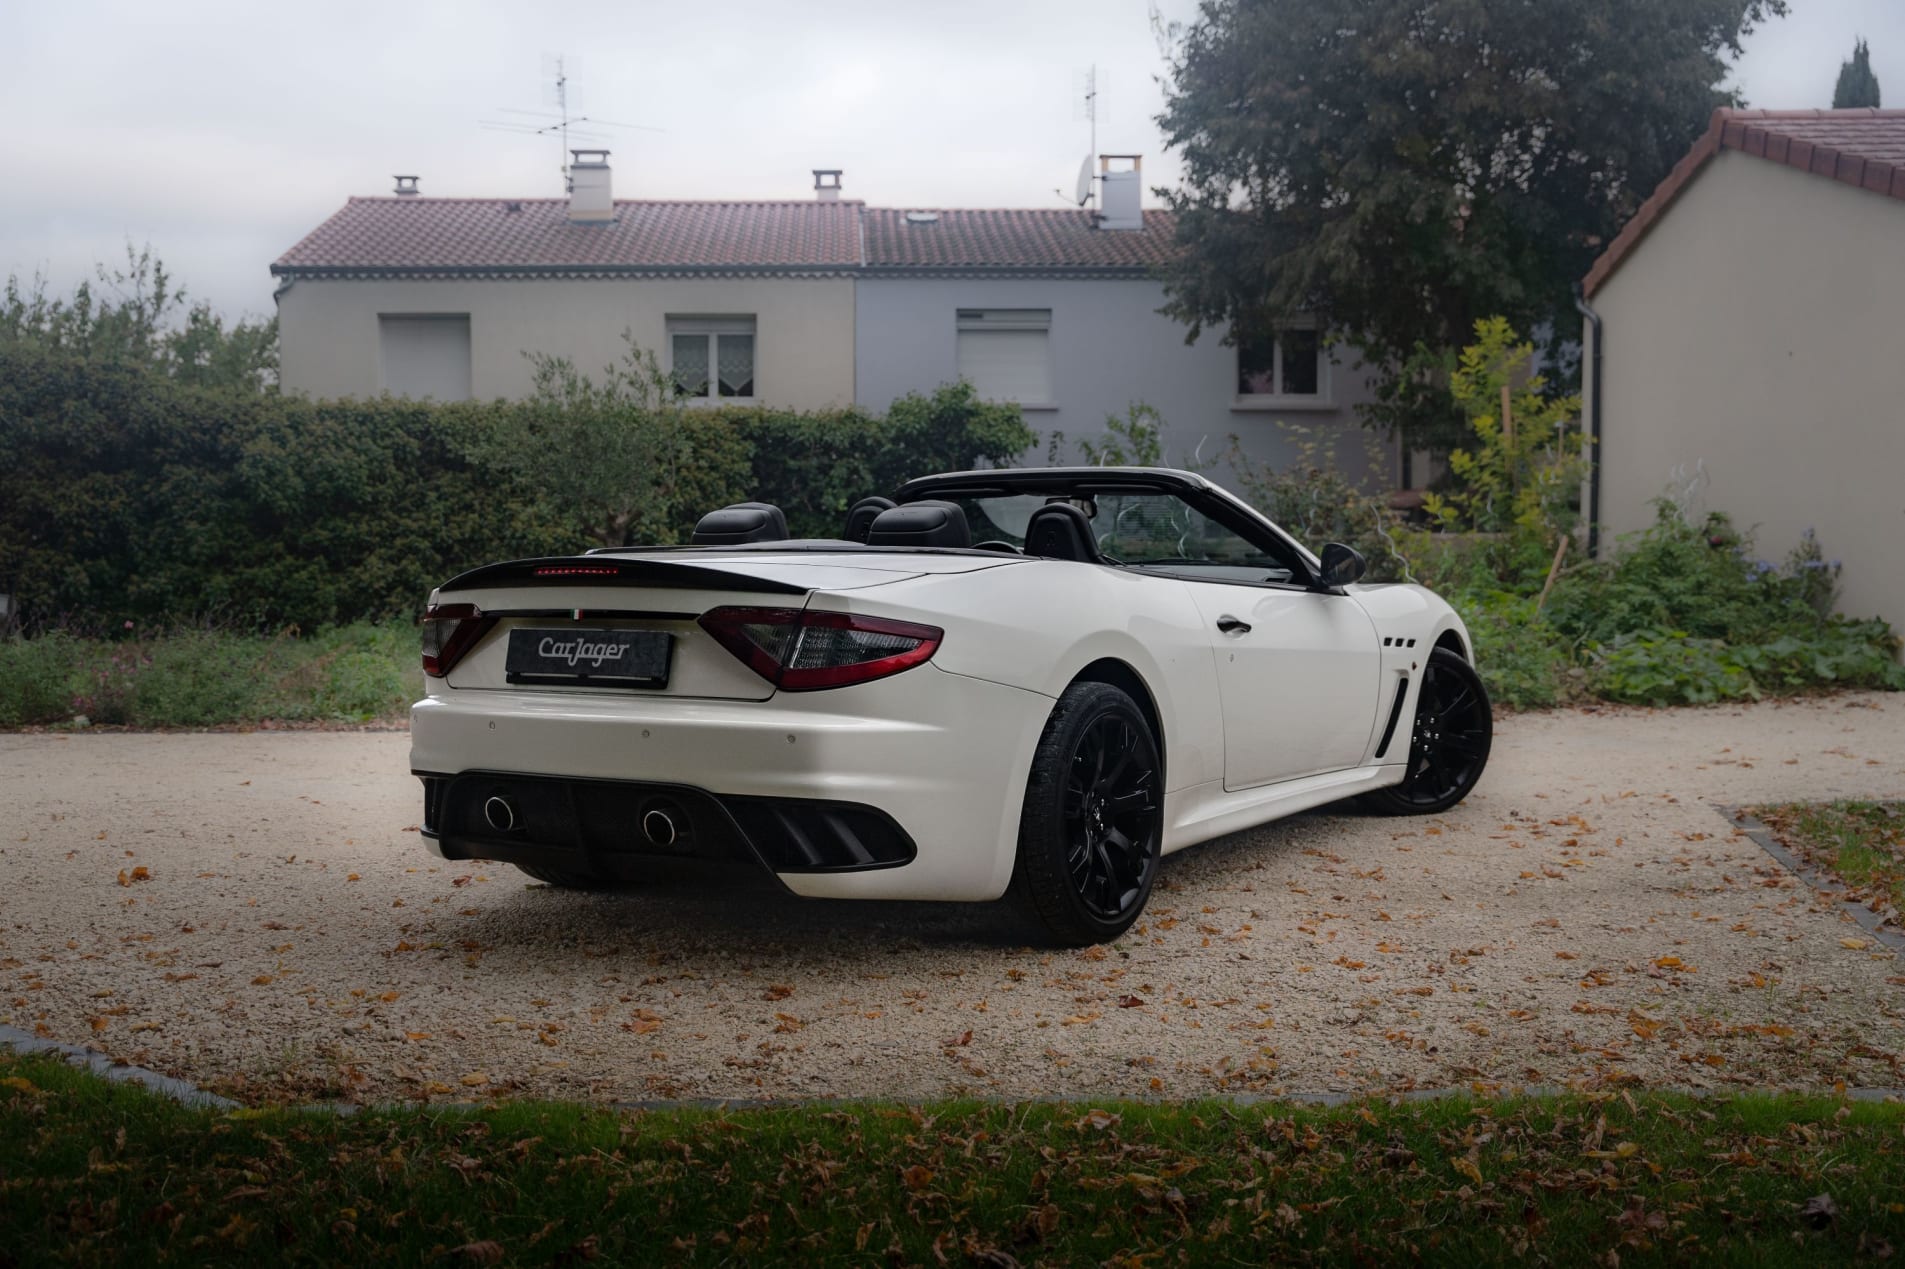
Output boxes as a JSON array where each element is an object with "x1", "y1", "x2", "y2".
[{"x1": 3, "y1": 0, "x2": 1899, "y2": 321}]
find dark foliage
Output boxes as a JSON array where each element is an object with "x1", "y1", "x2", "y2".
[
  {"x1": 0, "y1": 348, "x2": 1032, "y2": 632},
  {"x1": 1155, "y1": 0, "x2": 1787, "y2": 452},
  {"x1": 1833, "y1": 38, "x2": 1882, "y2": 109}
]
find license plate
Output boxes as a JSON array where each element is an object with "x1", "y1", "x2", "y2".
[{"x1": 505, "y1": 627, "x2": 673, "y2": 688}]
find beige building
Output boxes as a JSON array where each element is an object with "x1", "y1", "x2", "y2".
[
  {"x1": 1581, "y1": 108, "x2": 1905, "y2": 633},
  {"x1": 273, "y1": 155, "x2": 859, "y2": 409},
  {"x1": 275, "y1": 151, "x2": 1407, "y2": 489}
]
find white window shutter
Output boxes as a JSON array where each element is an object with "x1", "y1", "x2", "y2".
[
  {"x1": 955, "y1": 310, "x2": 1053, "y2": 405},
  {"x1": 379, "y1": 316, "x2": 472, "y2": 401}
]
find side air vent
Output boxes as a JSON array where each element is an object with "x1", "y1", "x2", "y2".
[
  {"x1": 1374, "y1": 676, "x2": 1410, "y2": 760},
  {"x1": 722, "y1": 798, "x2": 916, "y2": 872}
]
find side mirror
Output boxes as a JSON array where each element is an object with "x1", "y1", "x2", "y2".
[{"x1": 1318, "y1": 542, "x2": 1367, "y2": 588}]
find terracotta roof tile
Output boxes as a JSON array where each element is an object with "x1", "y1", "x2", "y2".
[
  {"x1": 273, "y1": 197, "x2": 866, "y2": 275},
  {"x1": 274, "y1": 197, "x2": 1181, "y2": 277},
  {"x1": 1584, "y1": 108, "x2": 1905, "y2": 296},
  {"x1": 860, "y1": 208, "x2": 1177, "y2": 271}
]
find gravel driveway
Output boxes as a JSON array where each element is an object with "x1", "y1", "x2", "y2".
[{"x1": 4, "y1": 695, "x2": 1902, "y2": 1104}]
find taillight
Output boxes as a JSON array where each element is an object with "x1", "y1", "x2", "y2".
[
  {"x1": 420, "y1": 603, "x2": 496, "y2": 677},
  {"x1": 698, "y1": 607, "x2": 943, "y2": 691}
]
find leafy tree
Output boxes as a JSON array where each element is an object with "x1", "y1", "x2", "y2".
[
  {"x1": 1155, "y1": 0, "x2": 1787, "y2": 453},
  {"x1": 1421, "y1": 317, "x2": 1584, "y2": 538},
  {"x1": 1833, "y1": 38, "x2": 1882, "y2": 108},
  {"x1": 2, "y1": 243, "x2": 278, "y2": 392}
]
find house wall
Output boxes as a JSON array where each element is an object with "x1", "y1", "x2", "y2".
[
  {"x1": 854, "y1": 276, "x2": 1392, "y2": 490},
  {"x1": 276, "y1": 275, "x2": 856, "y2": 409},
  {"x1": 1589, "y1": 149, "x2": 1905, "y2": 632}
]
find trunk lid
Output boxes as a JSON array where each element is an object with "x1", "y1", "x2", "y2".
[{"x1": 433, "y1": 551, "x2": 1014, "y2": 701}]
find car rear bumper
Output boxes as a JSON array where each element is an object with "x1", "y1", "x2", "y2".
[
  {"x1": 417, "y1": 769, "x2": 919, "y2": 885},
  {"x1": 407, "y1": 665, "x2": 1053, "y2": 901}
]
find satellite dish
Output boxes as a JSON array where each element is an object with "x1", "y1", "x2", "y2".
[{"x1": 1073, "y1": 154, "x2": 1094, "y2": 207}]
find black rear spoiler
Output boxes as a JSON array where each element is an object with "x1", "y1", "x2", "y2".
[{"x1": 437, "y1": 556, "x2": 809, "y2": 596}]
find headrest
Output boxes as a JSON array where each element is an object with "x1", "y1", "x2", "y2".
[
  {"x1": 1023, "y1": 502, "x2": 1101, "y2": 563},
  {"x1": 691, "y1": 501, "x2": 789, "y2": 546},
  {"x1": 866, "y1": 500, "x2": 970, "y2": 549},
  {"x1": 843, "y1": 496, "x2": 896, "y2": 544}
]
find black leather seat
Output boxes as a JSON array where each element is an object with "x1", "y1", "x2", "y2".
[
  {"x1": 866, "y1": 500, "x2": 970, "y2": 548},
  {"x1": 1023, "y1": 502, "x2": 1101, "y2": 562},
  {"x1": 691, "y1": 501, "x2": 789, "y2": 545},
  {"x1": 842, "y1": 496, "x2": 896, "y2": 544}
]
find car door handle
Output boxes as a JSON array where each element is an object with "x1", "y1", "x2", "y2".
[{"x1": 1216, "y1": 616, "x2": 1252, "y2": 635}]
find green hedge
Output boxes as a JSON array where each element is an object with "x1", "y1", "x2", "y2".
[{"x1": 0, "y1": 347, "x2": 1032, "y2": 631}]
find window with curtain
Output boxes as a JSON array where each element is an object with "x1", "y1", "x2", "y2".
[
  {"x1": 1236, "y1": 322, "x2": 1326, "y2": 402},
  {"x1": 956, "y1": 309, "x2": 1053, "y2": 406},
  {"x1": 667, "y1": 316, "x2": 756, "y2": 400}
]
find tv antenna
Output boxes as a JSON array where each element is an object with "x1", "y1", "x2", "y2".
[
  {"x1": 479, "y1": 54, "x2": 667, "y2": 191},
  {"x1": 1056, "y1": 64, "x2": 1100, "y2": 208}
]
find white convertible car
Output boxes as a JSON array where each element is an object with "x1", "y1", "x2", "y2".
[{"x1": 410, "y1": 467, "x2": 1490, "y2": 945}]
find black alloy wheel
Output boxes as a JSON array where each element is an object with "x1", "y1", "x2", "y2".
[
  {"x1": 1365, "y1": 647, "x2": 1492, "y2": 816},
  {"x1": 1013, "y1": 681, "x2": 1163, "y2": 945}
]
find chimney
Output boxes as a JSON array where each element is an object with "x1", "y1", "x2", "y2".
[
  {"x1": 568, "y1": 149, "x2": 613, "y2": 223},
  {"x1": 393, "y1": 175, "x2": 420, "y2": 197},
  {"x1": 1096, "y1": 155, "x2": 1143, "y2": 230},
  {"x1": 813, "y1": 169, "x2": 843, "y2": 202}
]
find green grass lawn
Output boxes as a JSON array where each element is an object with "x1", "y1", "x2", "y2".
[
  {"x1": 3, "y1": 1052, "x2": 1902, "y2": 1265},
  {"x1": 1753, "y1": 801, "x2": 1905, "y2": 928}
]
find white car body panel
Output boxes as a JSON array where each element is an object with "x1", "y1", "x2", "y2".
[
  {"x1": 408, "y1": 468, "x2": 1477, "y2": 907},
  {"x1": 1178, "y1": 582, "x2": 1381, "y2": 787}
]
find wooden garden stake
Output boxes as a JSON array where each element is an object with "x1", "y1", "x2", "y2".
[{"x1": 1535, "y1": 533, "x2": 1570, "y2": 615}]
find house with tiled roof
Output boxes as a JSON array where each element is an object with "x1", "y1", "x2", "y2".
[
  {"x1": 273, "y1": 152, "x2": 1388, "y2": 481},
  {"x1": 1579, "y1": 108, "x2": 1905, "y2": 632},
  {"x1": 273, "y1": 153, "x2": 861, "y2": 408},
  {"x1": 854, "y1": 158, "x2": 1379, "y2": 478}
]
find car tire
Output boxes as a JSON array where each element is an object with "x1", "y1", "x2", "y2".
[
  {"x1": 1012, "y1": 681, "x2": 1164, "y2": 947},
  {"x1": 1362, "y1": 647, "x2": 1492, "y2": 816},
  {"x1": 515, "y1": 862, "x2": 610, "y2": 888}
]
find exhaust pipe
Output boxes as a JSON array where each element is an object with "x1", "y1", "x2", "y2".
[
  {"x1": 641, "y1": 805, "x2": 680, "y2": 847},
  {"x1": 483, "y1": 796, "x2": 518, "y2": 833}
]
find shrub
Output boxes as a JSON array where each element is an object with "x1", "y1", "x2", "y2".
[
  {"x1": 125, "y1": 633, "x2": 267, "y2": 727},
  {"x1": 1421, "y1": 317, "x2": 1585, "y2": 542},
  {"x1": 1223, "y1": 424, "x2": 1411, "y2": 581},
  {"x1": 1455, "y1": 595, "x2": 1579, "y2": 711},
  {"x1": 0, "y1": 347, "x2": 1033, "y2": 631},
  {"x1": 0, "y1": 623, "x2": 420, "y2": 728},
  {"x1": 1546, "y1": 505, "x2": 1905, "y2": 707},
  {"x1": 0, "y1": 634, "x2": 82, "y2": 726},
  {"x1": 304, "y1": 625, "x2": 420, "y2": 721}
]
